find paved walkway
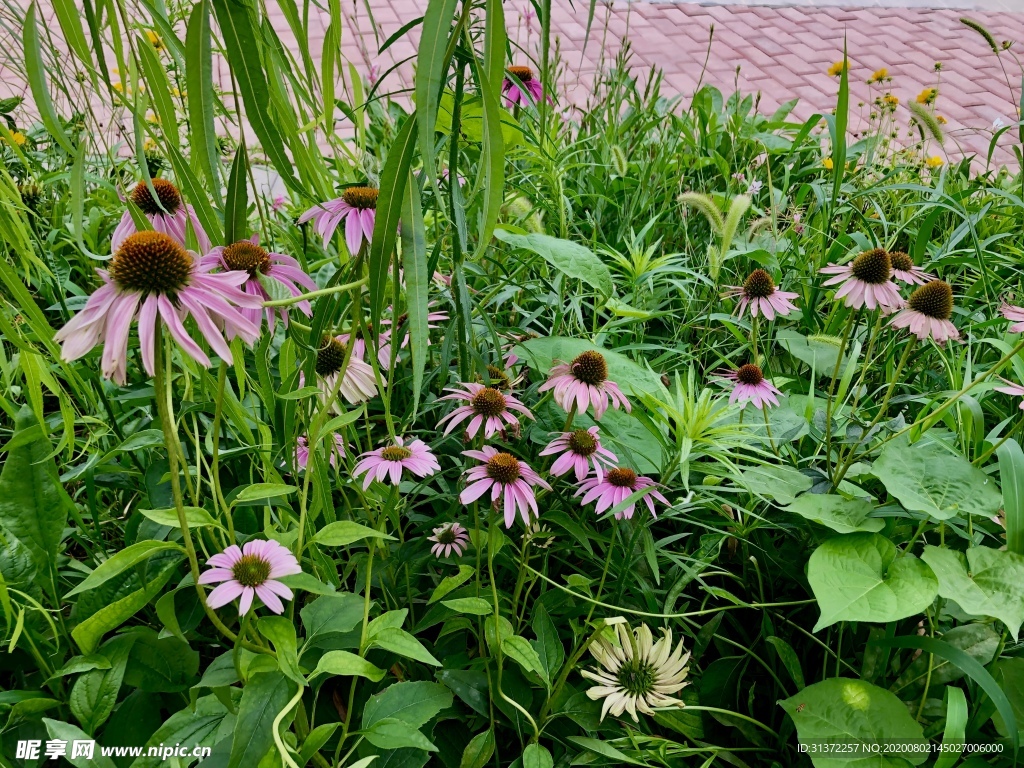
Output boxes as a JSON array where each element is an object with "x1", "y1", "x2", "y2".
[{"x1": 4, "y1": 0, "x2": 1024, "y2": 166}]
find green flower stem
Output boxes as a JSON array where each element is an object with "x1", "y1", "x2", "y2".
[
  {"x1": 209, "y1": 361, "x2": 234, "y2": 543},
  {"x1": 824, "y1": 308, "x2": 861, "y2": 480},
  {"x1": 487, "y1": 517, "x2": 540, "y2": 744},
  {"x1": 585, "y1": 529, "x2": 618, "y2": 625},
  {"x1": 338, "y1": 538, "x2": 375, "y2": 751},
  {"x1": 562, "y1": 403, "x2": 577, "y2": 432},
  {"x1": 261, "y1": 277, "x2": 368, "y2": 308},
  {"x1": 539, "y1": 621, "x2": 607, "y2": 725},
  {"x1": 831, "y1": 337, "x2": 917, "y2": 491},
  {"x1": 152, "y1": 322, "x2": 264, "y2": 654}
]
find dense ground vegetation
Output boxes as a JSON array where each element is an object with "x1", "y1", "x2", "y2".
[{"x1": 2, "y1": 0, "x2": 1024, "y2": 766}]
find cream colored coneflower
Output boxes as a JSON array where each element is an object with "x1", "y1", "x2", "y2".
[{"x1": 581, "y1": 620, "x2": 691, "y2": 722}]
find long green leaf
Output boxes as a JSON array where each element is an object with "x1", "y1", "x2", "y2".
[
  {"x1": 185, "y1": 0, "x2": 222, "y2": 201},
  {"x1": 400, "y1": 172, "x2": 428, "y2": 418},
  {"x1": 997, "y1": 437, "x2": 1024, "y2": 555},
  {"x1": 52, "y1": 0, "x2": 93, "y2": 72},
  {"x1": 474, "y1": 70, "x2": 505, "y2": 259},
  {"x1": 66, "y1": 541, "x2": 184, "y2": 598},
  {"x1": 321, "y1": 0, "x2": 342, "y2": 134},
  {"x1": 369, "y1": 114, "x2": 417, "y2": 330},
  {"x1": 415, "y1": 0, "x2": 459, "y2": 180},
  {"x1": 830, "y1": 41, "x2": 849, "y2": 206},
  {"x1": 165, "y1": 143, "x2": 224, "y2": 245},
  {"x1": 212, "y1": 0, "x2": 300, "y2": 192},
  {"x1": 870, "y1": 635, "x2": 1018, "y2": 754},
  {"x1": 137, "y1": 35, "x2": 180, "y2": 151},
  {"x1": 23, "y1": 3, "x2": 75, "y2": 154},
  {"x1": 935, "y1": 686, "x2": 967, "y2": 768},
  {"x1": 224, "y1": 145, "x2": 249, "y2": 246},
  {"x1": 483, "y1": 0, "x2": 506, "y2": 97}
]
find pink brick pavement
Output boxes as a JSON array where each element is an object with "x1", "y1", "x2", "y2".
[{"x1": 3, "y1": 0, "x2": 1024, "y2": 167}]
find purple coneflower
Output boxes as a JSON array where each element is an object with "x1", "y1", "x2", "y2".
[
  {"x1": 460, "y1": 446, "x2": 552, "y2": 528},
  {"x1": 1000, "y1": 302, "x2": 1024, "y2": 333},
  {"x1": 538, "y1": 351, "x2": 631, "y2": 419},
  {"x1": 889, "y1": 280, "x2": 959, "y2": 344},
  {"x1": 314, "y1": 335, "x2": 379, "y2": 405},
  {"x1": 819, "y1": 248, "x2": 904, "y2": 314},
  {"x1": 294, "y1": 433, "x2": 347, "y2": 470},
  {"x1": 378, "y1": 305, "x2": 450, "y2": 368},
  {"x1": 720, "y1": 363, "x2": 782, "y2": 410},
  {"x1": 428, "y1": 522, "x2": 470, "y2": 558},
  {"x1": 503, "y1": 65, "x2": 544, "y2": 107},
  {"x1": 199, "y1": 539, "x2": 301, "y2": 615},
  {"x1": 436, "y1": 383, "x2": 534, "y2": 439},
  {"x1": 112, "y1": 179, "x2": 211, "y2": 254},
  {"x1": 353, "y1": 437, "x2": 440, "y2": 489},
  {"x1": 576, "y1": 467, "x2": 668, "y2": 520},
  {"x1": 200, "y1": 235, "x2": 317, "y2": 331},
  {"x1": 888, "y1": 251, "x2": 934, "y2": 285},
  {"x1": 298, "y1": 186, "x2": 378, "y2": 254},
  {"x1": 540, "y1": 427, "x2": 618, "y2": 482},
  {"x1": 725, "y1": 269, "x2": 799, "y2": 320},
  {"x1": 55, "y1": 232, "x2": 261, "y2": 385},
  {"x1": 996, "y1": 379, "x2": 1024, "y2": 409}
]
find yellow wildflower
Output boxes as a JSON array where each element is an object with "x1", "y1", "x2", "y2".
[
  {"x1": 7, "y1": 131, "x2": 27, "y2": 146},
  {"x1": 823, "y1": 157, "x2": 834, "y2": 170},
  {"x1": 143, "y1": 138, "x2": 158, "y2": 152},
  {"x1": 145, "y1": 29, "x2": 163, "y2": 50},
  {"x1": 827, "y1": 61, "x2": 848, "y2": 77},
  {"x1": 916, "y1": 88, "x2": 937, "y2": 105},
  {"x1": 882, "y1": 93, "x2": 899, "y2": 108},
  {"x1": 113, "y1": 82, "x2": 124, "y2": 93},
  {"x1": 925, "y1": 156, "x2": 944, "y2": 169},
  {"x1": 936, "y1": 115, "x2": 947, "y2": 124},
  {"x1": 868, "y1": 68, "x2": 888, "y2": 83}
]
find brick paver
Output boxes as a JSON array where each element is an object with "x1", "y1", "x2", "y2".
[{"x1": 3, "y1": 0, "x2": 1024, "y2": 167}]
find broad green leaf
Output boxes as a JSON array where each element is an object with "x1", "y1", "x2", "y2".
[
  {"x1": 502, "y1": 635, "x2": 547, "y2": 685},
  {"x1": 780, "y1": 678, "x2": 928, "y2": 767},
  {"x1": 567, "y1": 737, "x2": 649, "y2": 766},
  {"x1": 279, "y1": 572, "x2": 335, "y2": 595},
  {"x1": 460, "y1": 728, "x2": 494, "y2": 768},
  {"x1": 532, "y1": 603, "x2": 564, "y2": 685},
  {"x1": 258, "y1": 616, "x2": 304, "y2": 684},
  {"x1": 992, "y1": 657, "x2": 1024, "y2": 742},
  {"x1": 131, "y1": 694, "x2": 234, "y2": 768},
  {"x1": 300, "y1": 593, "x2": 364, "y2": 647},
  {"x1": 370, "y1": 627, "x2": 440, "y2": 666},
  {"x1": 122, "y1": 630, "x2": 200, "y2": 693},
  {"x1": 314, "y1": 521, "x2": 395, "y2": 547},
  {"x1": 140, "y1": 506, "x2": 225, "y2": 531},
  {"x1": 741, "y1": 464, "x2": 813, "y2": 506},
  {"x1": 777, "y1": 329, "x2": 849, "y2": 373},
  {"x1": 308, "y1": 651, "x2": 385, "y2": 682},
  {"x1": 921, "y1": 545, "x2": 1024, "y2": 639},
  {"x1": 894, "y1": 623, "x2": 999, "y2": 694},
  {"x1": 71, "y1": 560, "x2": 178, "y2": 654},
  {"x1": 229, "y1": 670, "x2": 293, "y2": 768},
  {"x1": 362, "y1": 681, "x2": 453, "y2": 730},
  {"x1": 66, "y1": 541, "x2": 184, "y2": 597},
  {"x1": 441, "y1": 597, "x2": 492, "y2": 615},
  {"x1": 0, "y1": 406, "x2": 71, "y2": 590},
  {"x1": 43, "y1": 719, "x2": 117, "y2": 768},
  {"x1": 363, "y1": 718, "x2": 438, "y2": 751},
  {"x1": 70, "y1": 634, "x2": 135, "y2": 735},
  {"x1": 872, "y1": 439, "x2": 1001, "y2": 521},
  {"x1": 428, "y1": 565, "x2": 474, "y2": 603},
  {"x1": 211, "y1": 0, "x2": 300, "y2": 191},
  {"x1": 48, "y1": 655, "x2": 112, "y2": 681},
  {"x1": 523, "y1": 744, "x2": 554, "y2": 768},
  {"x1": 807, "y1": 533, "x2": 938, "y2": 631},
  {"x1": 233, "y1": 483, "x2": 296, "y2": 503},
  {"x1": 785, "y1": 494, "x2": 883, "y2": 534},
  {"x1": 494, "y1": 229, "x2": 613, "y2": 298}
]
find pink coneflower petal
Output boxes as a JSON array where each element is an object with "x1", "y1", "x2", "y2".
[
  {"x1": 437, "y1": 382, "x2": 533, "y2": 439},
  {"x1": 458, "y1": 446, "x2": 550, "y2": 528},
  {"x1": 300, "y1": 187, "x2": 378, "y2": 253},
  {"x1": 725, "y1": 269, "x2": 799, "y2": 321},
  {"x1": 575, "y1": 467, "x2": 668, "y2": 520},
  {"x1": 295, "y1": 433, "x2": 347, "y2": 471},
  {"x1": 428, "y1": 522, "x2": 470, "y2": 558},
  {"x1": 354, "y1": 437, "x2": 440, "y2": 489},
  {"x1": 200, "y1": 539, "x2": 300, "y2": 615},
  {"x1": 538, "y1": 351, "x2": 632, "y2": 419},
  {"x1": 540, "y1": 426, "x2": 617, "y2": 482},
  {"x1": 889, "y1": 280, "x2": 958, "y2": 345},
  {"x1": 55, "y1": 232, "x2": 260, "y2": 385},
  {"x1": 819, "y1": 249, "x2": 904, "y2": 314},
  {"x1": 717, "y1": 363, "x2": 782, "y2": 410}
]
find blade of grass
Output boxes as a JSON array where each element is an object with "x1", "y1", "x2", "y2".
[{"x1": 186, "y1": 0, "x2": 222, "y2": 201}]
